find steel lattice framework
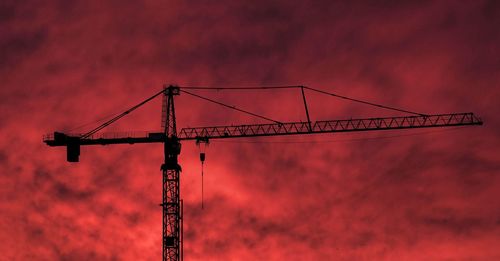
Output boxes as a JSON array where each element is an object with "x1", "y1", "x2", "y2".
[
  {"x1": 44, "y1": 112, "x2": 482, "y2": 146},
  {"x1": 161, "y1": 86, "x2": 182, "y2": 261},
  {"x1": 178, "y1": 113, "x2": 481, "y2": 139},
  {"x1": 43, "y1": 85, "x2": 483, "y2": 261}
]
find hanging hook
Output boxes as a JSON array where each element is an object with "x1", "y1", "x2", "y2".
[{"x1": 196, "y1": 137, "x2": 209, "y2": 209}]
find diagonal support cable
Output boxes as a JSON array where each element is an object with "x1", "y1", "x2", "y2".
[
  {"x1": 180, "y1": 89, "x2": 282, "y2": 124},
  {"x1": 303, "y1": 86, "x2": 427, "y2": 116},
  {"x1": 181, "y1": 85, "x2": 426, "y2": 116},
  {"x1": 81, "y1": 89, "x2": 165, "y2": 139},
  {"x1": 79, "y1": 85, "x2": 426, "y2": 139}
]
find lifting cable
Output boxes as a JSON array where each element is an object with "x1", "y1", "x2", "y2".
[{"x1": 201, "y1": 152, "x2": 205, "y2": 210}]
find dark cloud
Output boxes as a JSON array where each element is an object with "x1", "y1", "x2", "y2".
[
  {"x1": 0, "y1": 149, "x2": 7, "y2": 163},
  {"x1": 0, "y1": 1, "x2": 17, "y2": 23},
  {"x1": 0, "y1": 27, "x2": 48, "y2": 68},
  {"x1": 419, "y1": 214, "x2": 492, "y2": 237}
]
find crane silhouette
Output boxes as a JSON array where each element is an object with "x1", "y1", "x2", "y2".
[{"x1": 43, "y1": 85, "x2": 483, "y2": 261}]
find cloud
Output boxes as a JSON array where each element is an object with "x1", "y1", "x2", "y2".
[{"x1": 0, "y1": 1, "x2": 498, "y2": 260}]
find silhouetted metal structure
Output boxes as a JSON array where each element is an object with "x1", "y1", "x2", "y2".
[{"x1": 43, "y1": 85, "x2": 483, "y2": 261}]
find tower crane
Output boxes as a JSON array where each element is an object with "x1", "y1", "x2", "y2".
[{"x1": 43, "y1": 85, "x2": 483, "y2": 261}]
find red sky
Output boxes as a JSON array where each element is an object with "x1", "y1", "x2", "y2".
[{"x1": 1, "y1": 1, "x2": 499, "y2": 260}]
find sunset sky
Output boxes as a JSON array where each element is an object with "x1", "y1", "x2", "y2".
[{"x1": 1, "y1": 1, "x2": 499, "y2": 260}]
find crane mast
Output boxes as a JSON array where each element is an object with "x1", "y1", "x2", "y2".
[
  {"x1": 43, "y1": 85, "x2": 483, "y2": 261},
  {"x1": 161, "y1": 86, "x2": 182, "y2": 261}
]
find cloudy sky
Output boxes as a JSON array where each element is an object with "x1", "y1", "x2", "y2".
[{"x1": 1, "y1": 1, "x2": 499, "y2": 260}]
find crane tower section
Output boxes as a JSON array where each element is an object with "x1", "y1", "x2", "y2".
[{"x1": 161, "y1": 86, "x2": 182, "y2": 261}]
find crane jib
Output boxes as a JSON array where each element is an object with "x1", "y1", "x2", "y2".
[{"x1": 43, "y1": 112, "x2": 482, "y2": 163}]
